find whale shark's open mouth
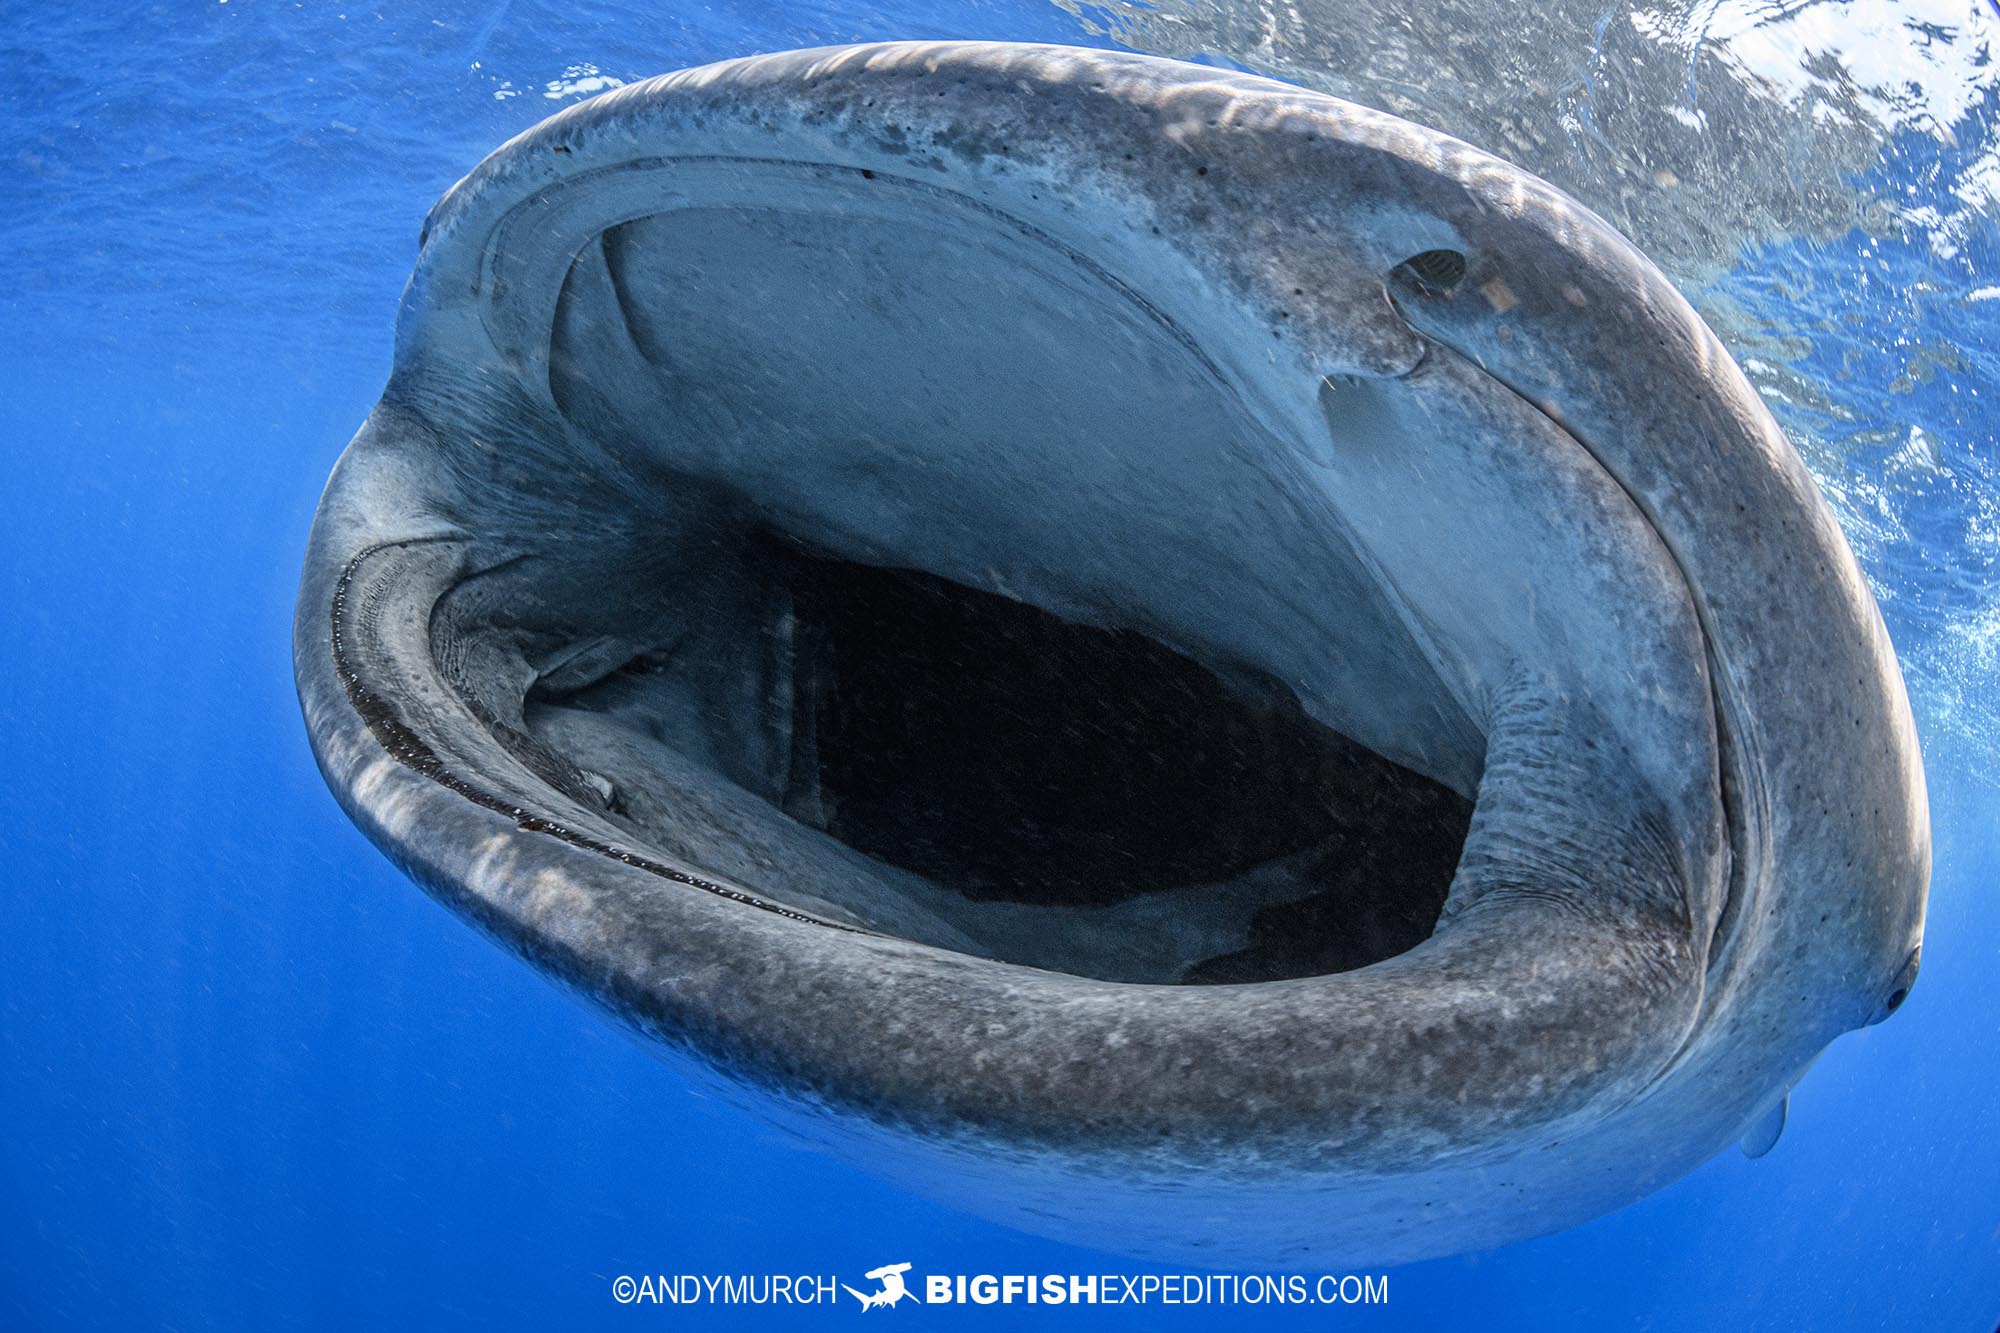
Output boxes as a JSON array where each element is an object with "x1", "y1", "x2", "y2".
[{"x1": 397, "y1": 194, "x2": 1483, "y2": 985}]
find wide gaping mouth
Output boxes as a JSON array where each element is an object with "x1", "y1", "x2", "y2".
[{"x1": 394, "y1": 169, "x2": 1495, "y2": 987}]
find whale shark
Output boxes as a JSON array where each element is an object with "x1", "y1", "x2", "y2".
[{"x1": 294, "y1": 42, "x2": 1929, "y2": 1266}]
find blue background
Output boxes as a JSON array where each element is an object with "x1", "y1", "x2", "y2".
[{"x1": 2, "y1": 2, "x2": 1995, "y2": 1327}]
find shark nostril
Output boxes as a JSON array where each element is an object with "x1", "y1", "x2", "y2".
[{"x1": 1394, "y1": 248, "x2": 1468, "y2": 295}]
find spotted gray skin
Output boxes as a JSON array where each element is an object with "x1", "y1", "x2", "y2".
[{"x1": 294, "y1": 42, "x2": 1929, "y2": 1266}]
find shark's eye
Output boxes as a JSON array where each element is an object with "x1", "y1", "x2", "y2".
[{"x1": 1870, "y1": 945, "x2": 1922, "y2": 1024}]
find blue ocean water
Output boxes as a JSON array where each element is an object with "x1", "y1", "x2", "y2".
[{"x1": 1, "y1": 2, "x2": 1995, "y2": 1328}]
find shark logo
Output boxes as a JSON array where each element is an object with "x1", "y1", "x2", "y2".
[{"x1": 843, "y1": 1262, "x2": 916, "y2": 1311}]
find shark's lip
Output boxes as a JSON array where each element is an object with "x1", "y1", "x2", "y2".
[
  {"x1": 1381, "y1": 309, "x2": 1761, "y2": 1077},
  {"x1": 296, "y1": 42, "x2": 1929, "y2": 1267}
]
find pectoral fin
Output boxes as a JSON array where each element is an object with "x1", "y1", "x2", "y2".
[{"x1": 1739, "y1": 1095, "x2": 1788, "y2": 1159}]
